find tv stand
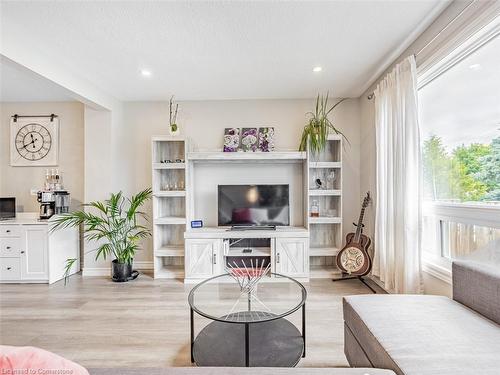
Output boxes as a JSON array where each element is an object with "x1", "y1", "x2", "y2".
[
  {"x1": 184, "y1": 226, "x2": 309, "y2": 282},
  {"x1": 230, "y1": 225, "x2": 276, "y2": 231}
]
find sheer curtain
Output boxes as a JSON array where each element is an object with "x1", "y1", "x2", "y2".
[{"x1": 373, "y1": 55, "x2": 422, "y2": 294}]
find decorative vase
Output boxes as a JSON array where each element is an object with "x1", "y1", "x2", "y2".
[
  {"x1": 111, "y1": 259, "x2": 139, "y2": 282},
  {"x1": 169, "y1": 124, "x2": 180, "y2": 136}
]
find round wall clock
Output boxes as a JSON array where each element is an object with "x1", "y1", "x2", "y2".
[
  {"x1": 10, "y1": 116, "x2": 59, "y2": 167},
  {"x1": 15, "y1": 123, "x2": 52, "y2": 161}
]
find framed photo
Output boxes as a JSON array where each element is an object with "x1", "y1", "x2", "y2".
[
  {"x1": 223, "y1": 128, "x2": 240, "y2": 152},
  {"x1": 240, "y1": 128, "x2": 258, "y2": 152},
  {"x1": 10, "y1": 116, "x2": 59, "y2": 166},
  {"x1": 258, "y1": 127, "x2": 275, "y2": 152}
]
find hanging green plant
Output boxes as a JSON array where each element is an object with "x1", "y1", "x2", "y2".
[{"x1": 299, "y1": 93, "x2": 349, "y2": 153}]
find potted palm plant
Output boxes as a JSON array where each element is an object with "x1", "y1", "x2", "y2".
[
  {"x1": 299, "y1": 93, "x2": 348, "y2": 153},
  {"x1": 52, "y1": 188, "x2": 152, "y2": 282}
]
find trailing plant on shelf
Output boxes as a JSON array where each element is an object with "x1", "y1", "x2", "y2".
[
  {"x1": 169, "y1": 95, "x2": 180, "y2": 136},
  {"x1": 52, "y1": 188, "x2": 152, "y2": 283},
  {"x1": 299, "y1": 93, "x2": 349, "y2": 153}
]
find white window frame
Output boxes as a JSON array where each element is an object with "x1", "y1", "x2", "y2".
[
  {"x1": 418, "y1": 9, "x2": 500, "y2": 284},
  {"x1": 422, "y1": 203, "x2": 500, "y2": 283}
]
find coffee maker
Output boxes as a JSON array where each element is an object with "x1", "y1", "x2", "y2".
[
  {"x1": 37, "y1": 191, "x2": 55, "y2": 219},
  {"x1": 54, "y1": 191, "x2": 70, "y2": 214}
]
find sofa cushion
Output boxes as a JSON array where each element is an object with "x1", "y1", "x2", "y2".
[
  {"x1": 89, "y1": 368, "x2": 395, "y2": 375},
  {"x1": 453, "y1": 260, "x2": 500, "y2": 325},
  {"x1": 344, "y1": 294, "x2": 500, "y2": 375}
]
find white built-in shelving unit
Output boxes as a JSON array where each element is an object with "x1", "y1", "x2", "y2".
[
  {"x1": 307, "y1": 134, "x2": 343, "y2": 278},
  {"x1": 152, "y1": 134, "x2": 343, "y2": 281},
  {"x1": 152, "y1": 136, "x2": 189, "y2": 279}
]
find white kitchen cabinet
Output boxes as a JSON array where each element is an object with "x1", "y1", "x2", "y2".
[
  {"x1": 21, "y1": 226, "x2": 48, "y2": 280},
  {"x1": 274, "y1": 238, "x2": 309, "y2": 278},
  {"x1": 0, "y1": 214, "x2": 79, "y2": 284},
  {"x1": 185, "y1": 239, "x2": 222, "y2": 280}
]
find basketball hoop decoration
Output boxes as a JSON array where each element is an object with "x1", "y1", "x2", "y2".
[{"x1": 226, "y1": 259, "x2": 271, "y2": 294}]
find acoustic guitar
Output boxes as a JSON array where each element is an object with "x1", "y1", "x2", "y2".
[{"x1": 336, "y1": 192, "x2": 372, "y2": 276}]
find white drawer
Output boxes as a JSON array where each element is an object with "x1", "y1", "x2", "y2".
[
  {"x1": 0, "y1": 258, "x2": 21, "y2": 280},
  {"x1": 0, "y1": 225, "x2": 22, "y2": 238},
  {"x1": 0, "y1": 238, "x2": 22, "y2": 257}
]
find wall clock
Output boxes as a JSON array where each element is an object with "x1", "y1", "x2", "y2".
[{"x1": 10, "y1": 116, "x2": 59, "y2": 166}]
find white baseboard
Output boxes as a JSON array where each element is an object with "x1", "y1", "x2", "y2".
[{"x1": 82, "y1": 261, "x2": 154, "y2": 277}]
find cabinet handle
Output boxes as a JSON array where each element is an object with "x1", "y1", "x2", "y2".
[
  {"x1": 6, "y1": 230, "x2": 11, "y2": 233},
  {"x1": 21, "y1": 251, "x2": 25, "y2": 254},
  {"x1": 6, "y1": 267, "x2": 11, "y2": 270},
  {"x1": 277, "y1": 253, "x2": 280, "y2": 263},
  {"x1": 213, "y1": 254, "x2": 217, "y2": 264},
  {"x1": 6, "y1": 246, "x2": 11, "y2": 250}
]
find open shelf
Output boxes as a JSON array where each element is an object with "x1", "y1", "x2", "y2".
[
  {"x1": 152, "y1": 137, "x2": 188, "y2": 279},
  {"x1": 309, "y1": 217, "x2": 342, "y2": 224},
  {"x1": 152, "y1": 162, "x2": 186, "y2": 170},
  {"x1": 153, "y1": 191, "x2": 186, "y2": 197},
  {"x1": 309, "y1": 189, "x2": 341, "y2": 196},
  {"x1": 188, "y1": 151, "x2": 306, "y2": 163},
  {"x1": 155, "y1": 246, "x2": 184, "y2": 257},
  {"x1": 309, "y1": 162, "x2": 342, "y2": 169},
  {"x1": 155, "y1": 217, "x2": 186, "y2": 225},
  {"x1": 310, "y1": 246, "x2": 340, "y2": 257},
  {"x1": 155, "y1": 264, "x2": 184, "y2": 279},
  {"x1": 226, "y1": 247, "x2": 271, "y2": 257},
  {"x1": 310, "y1": 264, "x2": 342, "y2": 278}
]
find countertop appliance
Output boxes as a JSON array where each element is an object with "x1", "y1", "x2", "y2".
[
  {"x1": 37, "y1": 190, "x2": 70, "y2": 219},
  {"x1": 0, "y1": 197, "x2": 16, "y2": 221},
  {"x1": 217, "y1": 184, "x2": 290, "y2": 227}
]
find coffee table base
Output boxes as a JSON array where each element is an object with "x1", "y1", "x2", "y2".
[{"x1": 193, "y1": 316, "x2": 304, "y2": 367}]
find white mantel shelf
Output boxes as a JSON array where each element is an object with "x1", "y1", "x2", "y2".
[{"x1": 187, "y1": 151, "x2": 306, "y2": 163}]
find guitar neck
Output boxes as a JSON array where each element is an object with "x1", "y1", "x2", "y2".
[{"x1": 354, "y1": 207, "x2": 366, "y2": 241}]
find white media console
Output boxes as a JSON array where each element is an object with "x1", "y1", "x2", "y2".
[{"x1": 151, "y1": 135, "x2": 343, "y2": 281}]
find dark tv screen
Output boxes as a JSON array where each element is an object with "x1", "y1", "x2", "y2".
[
  {"x1": 218, "y1": 185, "x2": 290, "y2": 227},
  {"x1": 0, "y1": 198, "x2": 16, "y2": 220}
]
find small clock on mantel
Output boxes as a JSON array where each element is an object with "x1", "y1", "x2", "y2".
[{"x1": 10, "y1": 115, "x2": 59, "y2": 167}]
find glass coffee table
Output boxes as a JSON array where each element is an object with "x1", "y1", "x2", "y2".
[{"x1": 188, "y1": 273, "x2": 307, "y2": 367}]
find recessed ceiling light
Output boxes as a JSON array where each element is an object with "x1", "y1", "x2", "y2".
[
  {"x1": 313, "y1": 66, "x2": 323, "y2": 73},
  {"x1": 469, "y1": 64, "x2": 482, "y2": 71},
  {"x1": 140, "y1": 69, "x2": 152, "y2": 77}
]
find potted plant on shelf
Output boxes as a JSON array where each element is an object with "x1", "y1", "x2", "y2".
[
  {"x1": 299, "y1": 93, "x2": 349, "y2": 153},
  {"x1": 169, "y1": 95, "x2": 180, "y2": 136},
  {"x1": 52, "y1": 188, "x2": 152, "y2": 283}
]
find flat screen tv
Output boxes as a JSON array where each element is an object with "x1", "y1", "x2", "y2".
[
  {"x1": 0, "y1": 197, "x2": 16, "y2": 220},
  {"x1": 218, "y1": 185, "x2": 290, "y2": 227}
]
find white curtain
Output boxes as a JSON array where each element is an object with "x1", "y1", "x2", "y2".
[{"x1": 373, "y1": 55, "x2": 422, "y2": 294}]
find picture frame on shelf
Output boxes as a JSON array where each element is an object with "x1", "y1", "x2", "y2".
[
  {"x1": 223, "y1": 128, "x2": 240, "y2": 152},
  {"x1": 258, "y1": 127, "x2": 275, "y2": 152},
  {"x1": 240, "y1": 128, "x2": 258, "y2": 152}
]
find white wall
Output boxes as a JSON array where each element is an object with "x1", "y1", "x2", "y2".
[
  {"x1": 121, "y1": 99, "x2": 361, "y2": 262},
  {"x1": 0, "y1": 101, "x2": 84, "y2": 212}
]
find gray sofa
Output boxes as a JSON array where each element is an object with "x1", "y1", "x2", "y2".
[{"x1": 343, "y1": 260, "x2": 500, "y2": 375}]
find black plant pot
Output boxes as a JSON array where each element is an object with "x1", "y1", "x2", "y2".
[{"x1": 112, "y1": 259, "x2": 139, "y2": 282}]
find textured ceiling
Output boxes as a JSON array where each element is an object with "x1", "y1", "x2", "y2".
[{"x1": 1, "y1": 1, "x2": 448, "y2": 101}]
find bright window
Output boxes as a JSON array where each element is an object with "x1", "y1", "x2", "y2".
[{"x1": 418, "y1": 30, "x2": 500, "y2": 263}]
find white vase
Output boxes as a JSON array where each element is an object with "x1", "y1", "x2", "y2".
[{"x1": 169, "y1": 124, "x2": 180, "y2": 136}]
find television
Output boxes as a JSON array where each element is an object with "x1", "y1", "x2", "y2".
[
  {"x1": 218, "y1": 185, "x2": 290, "y2": 227},
  {"x1": 0, "y1": 197, "x2": 16, "y2": 220}
]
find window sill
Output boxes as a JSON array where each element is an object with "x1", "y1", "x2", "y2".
[{"x1": 422, "y1": 257, "x2": 452, "y2": 285}]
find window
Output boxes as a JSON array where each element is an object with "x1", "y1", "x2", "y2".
[{"x1": 418, "y1": 25, "x2": 500, "y2": 268}]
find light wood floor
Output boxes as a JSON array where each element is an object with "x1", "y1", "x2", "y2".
[{"x1": 0, "y1": 274, "x2": 382, "y2": 368}]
